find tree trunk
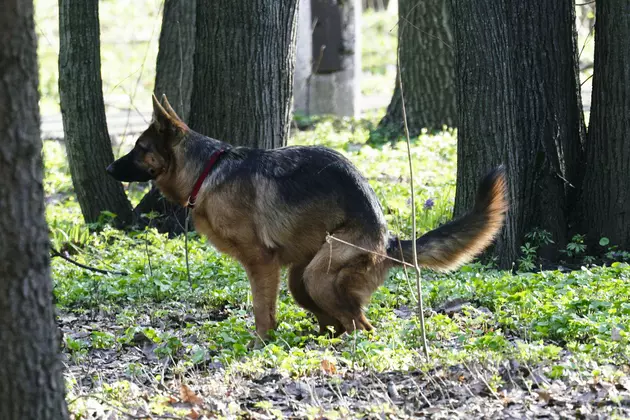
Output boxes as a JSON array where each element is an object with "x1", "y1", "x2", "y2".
[
  {"x1": 450, "y1": 0, "x2": 517, "y2": 266},
  {"x1": 451, "y1": 0, "x2": 584, "y2": 267},
  {"x1": 139, "y1": 0, "x2": 197, "y2": 235},
  {"x1": 59, "y1": 0, "x2": 133, "y2": 226},
  {"x1": 504, "y1": 0, "x2": 584, "y2": 262},
  {"x1": 0, "y1": 1, "x2": 69, "y2": 418},
  {"x1": 154, "y1": 0, "x2": 196, "y2": 120},
  {"x1": 189, "y1": 0, "x2": 299, "y2": 148},
  {"x1": 374, "y1": 0, "x2": 456, "y2": 141},
  {"x1": 579, "y1": 0, "x2": 630, "y2": 248}
]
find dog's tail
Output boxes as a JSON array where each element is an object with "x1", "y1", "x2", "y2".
[{"x1": 386, "y1": 166, "x2": 508, "y2": 272}]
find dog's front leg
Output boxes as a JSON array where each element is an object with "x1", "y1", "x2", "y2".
[{"x1": 243, "y1": 259, "x2": 281, "y2": 348}]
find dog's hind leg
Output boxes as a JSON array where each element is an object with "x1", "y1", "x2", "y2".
[
  {"x1": 303, "y1": 244, "x2": 383, "y2": 334},
  {"x1": 288, "y1": 264, "x2": 345, "y2": 336},
  {"x1": 333, "y1": 264, "x2": 385, "y2": 332},
  {"x1": 241, "y1": 256, "x2": 282, "y2": 347}
]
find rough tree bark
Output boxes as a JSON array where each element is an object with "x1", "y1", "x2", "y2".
[
  {"x1": 375, "y1": 0, "x2": 456, "y2": 140},
  {"x1": 579, "y1": 0, "x2": 630, "y2": 248},
  {"x1": 189, "y1": 0, "x2": 299, "y2": 148},
  {"x1": 450, "y1": 0, "x2": 517, "y2": 266},
  {"x1": 451, "y1": 0, "x2": 584, "y2": 267},
  {"x1": 0, "y1": 1, "x2": 69, "y2": 418},
  {"x1": 502, "y1": 0, "x2": 584, "y2": 263},
  {"x1": 136, "y1": 0, "x2": 197, "y2": 235},
  {"x1": 153, "y1": 0, "x2": 196, "y2": 121},
  {"x1": 59, "y1": 0, "x2": 133, "y2": 226}
]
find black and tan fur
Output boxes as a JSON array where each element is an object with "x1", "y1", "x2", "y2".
[{"x1": 107, "y1": 95, "x2": 508, "y2": 345}]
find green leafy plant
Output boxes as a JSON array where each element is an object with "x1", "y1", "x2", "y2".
[
  {"x1": 517, "y1": 228, "x2": 554, "y2": 271},
  {"x1": 567, "y1": 234, "x2": 587, "y2": 256},
  {"x1": 526, "y1": 228, "x2": 554, "y2": 247},
  {"x1": 49, "y1": 221, "x2": 92, "y2": 254},
  {"x1": 91, "y1": 331, "x2": 116, "y2": 349},
  {"x1": 154, "y1": 334, "x2": 183, "y2": 359},
  {"x1": 518, "y1": 242, "x2": 538, "y2": 271},
  {"x1": 562, "y1": 233, "x2": 587, "y2": 259},
  {"x1": 64, "y1": 336, "x2": 88, "y2": 355}
]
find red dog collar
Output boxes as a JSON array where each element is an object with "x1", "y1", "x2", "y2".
[{"x1": 186, "y1": 149, "x2": 225, "y2": 208}]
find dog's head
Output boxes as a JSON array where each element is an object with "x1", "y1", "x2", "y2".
[{"x1": 106, "y1": 94, "x2": 188, "y2": 182}]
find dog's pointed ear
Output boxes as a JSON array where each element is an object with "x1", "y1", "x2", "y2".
[
  {"x1": 161, "y1": 94, "x2": 182, "y2": 121},
  {"x1": 152, "y1": 93, "x2": 188, "y2": 138},
  {"x1": 152, "y1": 93, "x2": 168, "y2": 124}
]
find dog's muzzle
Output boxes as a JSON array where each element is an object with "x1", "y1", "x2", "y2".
[{"x1": 106, "y1": 152, "x2": 153, "y2": 182}]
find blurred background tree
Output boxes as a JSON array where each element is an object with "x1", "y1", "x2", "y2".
[{"x1": 374, "y1": 0, "x2": 455, "y2": 141}]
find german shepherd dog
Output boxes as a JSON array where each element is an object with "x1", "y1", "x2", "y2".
[{"x1": 107, "y1": 95, "x2": 508, "y2": 346}]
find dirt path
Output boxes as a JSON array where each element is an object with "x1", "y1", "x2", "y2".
[{"x1": 40, "y1": 84, "x2": 593, "y2": 143}]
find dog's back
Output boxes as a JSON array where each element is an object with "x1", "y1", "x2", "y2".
[{"x1": 210, "y1": 145, "x2": 388, "y2": 264}]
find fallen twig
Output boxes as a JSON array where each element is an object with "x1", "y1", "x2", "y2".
[{"x1": 50, "y1": 248, "x2": 128, "y2": 276}]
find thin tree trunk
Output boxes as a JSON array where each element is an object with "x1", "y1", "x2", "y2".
[
  {"x1": 154, "y1": 0, "x2": 196, "y2": 120},
  {"x1": 139, "y1": 0, "x2": 197, "y2": 235},
  {"x1": 374, "y1": 0, "x2": 455, "y2": 141},
  {"x1": 0, "y1": 1, "x2": 68, "y2": 417},
  {"x1": 579, "y1": 0, "x2": 630, "y2": 248},
  {"x1": 451, "y1": 0, "x2": 584, "y2": 267},
  {"x1": 59, "y1": 0, "x2": 133, "y2": 226},
  {"x1": 189, "y1": 0, "x2": 299, "y2": 148}
]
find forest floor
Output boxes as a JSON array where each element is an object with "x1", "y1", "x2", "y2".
[{"x1": 58, "y1": 298, "x2": 630, "y2": 419}]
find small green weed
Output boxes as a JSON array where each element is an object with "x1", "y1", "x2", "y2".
[
  {"x1": 562, "y1": 233, "x2": 587, "y2": 259},
  {"x1": 517, "y1": 228, "x2": 554, "y2": 272}
]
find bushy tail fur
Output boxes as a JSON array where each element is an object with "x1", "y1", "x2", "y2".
[{"x1": 387, "y1": 166, "x2": 508, "y2": 272}]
